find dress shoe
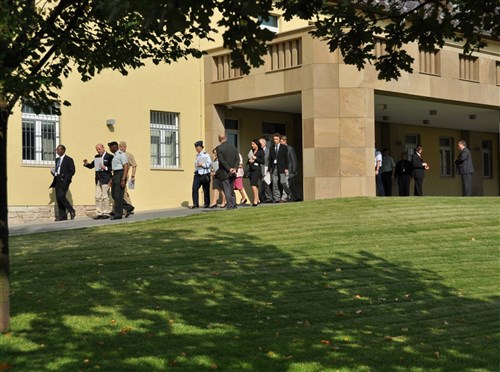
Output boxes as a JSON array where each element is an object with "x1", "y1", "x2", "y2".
[
  {"x1": 219, "y1": 204, "x2": 226, "y2": 208},
  {"x1": 110, "y1": 216, "x2": 122, "y2": 220},
  {"x1": 209, "y1": 204, "x2": 217, "y2": 209},
  {"x1": 125, "y1": 210, "x2": 133, "y2": 218},
  {"x1": 100, "y1": 215, "x2": 110, "y2": 219},
  {"x1": 93, "y1": 215, "x2": 103, "y2": 220},
  {"x1": 240, "y1": 198, "x2": 247, "y2": 205},
  {"x1": 69, "y1": 210, "x2": 76, "y2": 220},
  {"x1": 252, "y1": 203, "x2": 258, "y2": 207},
  {"x1": 203, "y1": 205, "x2": 210, "y2": 208},
  {"x1": 189, "y1": 205, "x2": 199, "y2": 209},
  {"x1": 55, "y1": 218, "x2": 67, "y2": 222}
]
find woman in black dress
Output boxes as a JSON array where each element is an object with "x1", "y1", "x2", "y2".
[{"x1": 247, "y1": 139, "x2": 265, "y2": 206}]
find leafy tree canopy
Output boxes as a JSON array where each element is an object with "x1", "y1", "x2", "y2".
[{"x1": 1, "y1": 0, "x2": 499, "y2": 115}]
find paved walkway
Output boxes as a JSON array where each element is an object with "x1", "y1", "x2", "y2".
[{"x1": 9, "y1": 206, "x2": 225, "y2": 236}]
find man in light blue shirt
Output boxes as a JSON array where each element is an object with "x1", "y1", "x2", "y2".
[
  {"x1": 190, "y1": 140, "x2": 212, "y2": 209},
  {"x1": 108, "y1": 141, "x2": 134, "y2": 219}
]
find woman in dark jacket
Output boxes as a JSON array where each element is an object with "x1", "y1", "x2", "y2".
[{"x1": 247, "y1": 139, "x2": 265, "y2": 206}]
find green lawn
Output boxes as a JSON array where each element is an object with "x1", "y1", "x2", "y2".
[{"x1": 1, "y1": 197, "x2": 499, "y2": 371}]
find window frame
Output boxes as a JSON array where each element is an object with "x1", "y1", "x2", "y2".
[
  {"x1": 438, "y1": 137, "x2": 454, "y2": 178},
  {"x1": 21, "y1": 103, "x2": 60, "y2": 165},
  {"x1": 258, "y1": 15, "x2": 279, "y2": 33},
  {"x1": 150, "y1": 110, "x2": 180, "y2": 169},
  {"x1": 482, "y1": 140, "x2": 493, "y2": 179}
]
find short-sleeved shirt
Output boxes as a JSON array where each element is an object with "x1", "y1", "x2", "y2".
[
  {"x1": 112, "y1": 150, "x2": 128, "y2": 171},
  {"x1": 124, "y1": 151, "x2": 137, "y2": 167}
]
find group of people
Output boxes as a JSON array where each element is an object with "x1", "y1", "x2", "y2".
[
  {"x1": 375, "y1": 140, "x2": 474, "y2": 197},
  {"x1": 49, "y1": 141, "x2": 136, "y2": 221},
  {"x1": 190, "y1": 132, "x2": 300, "y2": 210}
]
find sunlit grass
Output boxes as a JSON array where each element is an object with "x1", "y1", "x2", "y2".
[{"x1": 1, "y1": 197, "x2": 499, "y2": 371}]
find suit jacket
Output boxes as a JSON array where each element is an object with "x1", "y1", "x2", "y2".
[
  {"x1": 216, "y1": 141, "x2": 239, "y2": 181},
  {"x1": 50, "y1": 155, "x2": 75, "y2": 188},
  {"x1": 268, "y1": 143, "x2": 289, "y2": 173},
  {"x1": 84, "y1": 152, "x2": 114, "y2": 184},
  {"x1": 411, "y1": 152, "x2": 425, "y2": 180},
  {"x1": 455, "y1": 147, "x2": 474, "y2": 175},
  {"x1": 287, "y1": 145, "x2": 298, "y2": 177}
]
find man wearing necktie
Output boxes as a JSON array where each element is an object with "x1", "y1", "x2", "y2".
[
  {"x1": 50, "y1": 145, "x2": 76, "y2": 221},
  {"x1": 83, "y1": 143, "x2": 113, "y2": 219},
  {"x1": 268, "y1": 133, "x2": 291, "y2": 203}
]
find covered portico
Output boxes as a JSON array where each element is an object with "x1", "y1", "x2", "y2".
[{"x1": 203, "y1": 27, "x2": 499, "y2": 199}]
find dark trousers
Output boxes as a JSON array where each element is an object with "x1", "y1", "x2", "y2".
[
  {"x1": 413, "y1": 177, "x2": 424, "y2": 196},
  {"x1": 376, "y1": 172, "x2": 385, "y2": 196},
  {"x1": 461, "y1": 173, "x2": 472, "y2": 196},
  {"x1": 397, "y1": 175, "x2": 411, "y2": 196},
  {"x1": 112, "y1": 170, "x2": 133, "y2": 217},
  {"x1": 221, "y1": 177, "x2": 237, "y2": 209},
  {"x1": 287, "y1": 174, "x2": 300, "y2": 201},
  {"x1": 259, "y1": 178, "x2": 272, "y2": 202},
  {"x1": 382, "y1": 172, "x2": 393, "y2": 196},
  {"x1": 192, "y1": 173, "x2": 211, "y2": 207},
  {"x1": 55, "y1": 179, "x2": 74, "y2": 219}
]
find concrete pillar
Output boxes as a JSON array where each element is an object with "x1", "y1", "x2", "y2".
[{"x1": 302, "y1": 87, "x2": 376, "y2": 200}]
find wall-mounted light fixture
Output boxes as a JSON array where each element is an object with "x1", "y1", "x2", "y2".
[
  {"x1": 429, "y1": 110, "x2": 437, "y2": 116},
  {"x1": 106, "y1": 119, "x2": 116, "y2": 126},
  {"x1": 422, "y1": 119, "x2": 430, "y2": 125},
  {"x1": 382, "y1": 115, "x2": 390, "y2": 121},
  {"x1": 378, "y1": 104, "x2": 388, "y2": 110},
  {"x1": 469, "y1": 114, "x2": 477, "y2": 120}
]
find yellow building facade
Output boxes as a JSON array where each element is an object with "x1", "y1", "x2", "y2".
[{"x1": 7, "y1": 17, "x2": 500, "y2": 223}]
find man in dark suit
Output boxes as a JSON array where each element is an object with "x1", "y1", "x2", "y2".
[
  {"x1": 258, "y1": 137, "x2": 272, "y2": 203},
  {"x1": 50, "y1": 145, "x2": 76, "y2": 221},
  {"x1": 216, "y1": 133, "x2": 240, "y2": 209},
  {"x1": 455, "y1": 139, "x2": 474, "y2": 196},
  {"x1": 268, "y1": 133, "x2": 291, "y2": 203},
  {"x1": 83, "y1": 143, "x2": 114, "y2": 219},
  {"x1": 394, "y1": 152, "x2": 412, "y2": 196},
  {"x1": 411, "y1": 144, "x2": 429, "y2": 196},
  {"x1": 280, "y1": 135, "x2": 299, "y2": 201}
]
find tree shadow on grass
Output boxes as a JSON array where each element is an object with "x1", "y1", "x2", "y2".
[{"x1": 5, "y1": 225, "x2": 500, "y2": 371}]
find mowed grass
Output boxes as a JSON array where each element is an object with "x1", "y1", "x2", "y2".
[{"x1": 1, "y1": 197, "x2": 499, "y2": 371}]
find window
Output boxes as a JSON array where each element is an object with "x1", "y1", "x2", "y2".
[
  {"x1": 224, "y1": 118, "x2": 239, "y2": 149},
  {"x1": 268, "y1": 38, "x2": 302, "y2": 71},
  {"x1": 459, "y1": 54, "x2": 479, "y2": 82},
  {"x1": 259, "y1": 15, "x2": 278, "y2": 33},
  {"x1": 482, "y1": 140, "x2": 492, "y2": 178},
  {"x1": 21, "y1": 103, "x2": 60, "y2": 164},
  {"x1": 439, "y1": 137, "x2": 454, "y2": 177},
  {"x1": 213, "y1": 54, "x2": 242, "y2": 81},
  {"x1": 374, "y1": 37, "x2": 388, "y2": 59},
  {"x1": 150, "y1": 111, "x2": 179, "y2": 168},
  {"x1": 404, "y1": 134, "x2": 420, "y2": 158},
  {"x1": 419, "y1": 49, "x2": 441, "y2": 75},
  {"x1": 497, "y1": 62, "x2": 500, "y2": 86}
]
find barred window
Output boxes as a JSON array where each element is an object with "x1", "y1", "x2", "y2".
[
  {"x1": 21, "y1": 103, "x2": 60, "y2": 164},
  {"x1": 150, "y1": 111, "x2": 180, "y2": 169}
]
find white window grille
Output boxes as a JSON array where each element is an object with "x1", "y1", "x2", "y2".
[
  {"x1": 150, "y1": 111, "x2": 180, "y2": 169},
  {"x1": 21, "y1": 103, "x2": 60, "y2": 165}
]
